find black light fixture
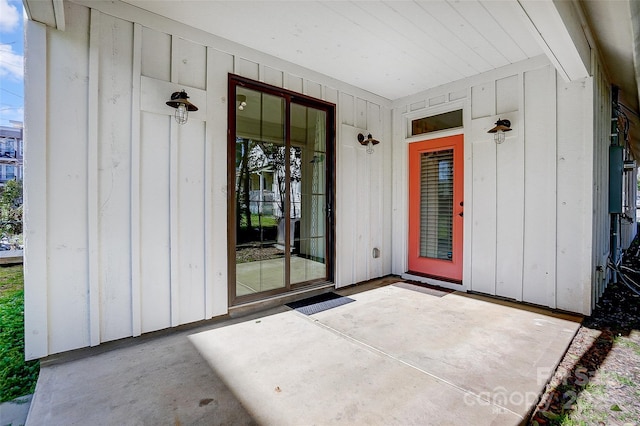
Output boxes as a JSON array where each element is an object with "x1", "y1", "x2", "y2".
[
  {"x1": 357, "y1": 133, "x2": 380, "y2": 154},
  {"x1": 166, "y1": 90, "x2": 198, "y2": 124},
  {"x1": 487, "y1": 118, "x2": 512, "y2": 144}
]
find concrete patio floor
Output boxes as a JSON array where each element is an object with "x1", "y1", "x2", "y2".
[{"x1": 26, "y1": 281, "x2": 581, "y2": 425}]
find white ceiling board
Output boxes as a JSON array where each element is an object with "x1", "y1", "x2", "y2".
[
  {"x1": 382, "y1": 1, "x2": 485, "y2": 77},
  {"x1": 121, "y1": 0, "x2": 545, "y2": 100},
  {"x1": 420, "y1": 0, "x2": 510, "y2": 68},
  {"x1": 116, "y1": 0, "x2": 637, "y2": 111},
  {"x1": 448, "y1": 0, "x2": 529, "y2": 64},
  {"x1": 481, "y1": 0, "x2": 542, "y2": 59}
]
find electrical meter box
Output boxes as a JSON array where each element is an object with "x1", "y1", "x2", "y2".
[{"x1": 609, "y1": 145, "x2": 624, "y2": 214}]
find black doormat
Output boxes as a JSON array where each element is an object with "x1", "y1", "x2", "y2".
[{"x1": 286, "y1": 292, "x2": 355, "y2": 315}]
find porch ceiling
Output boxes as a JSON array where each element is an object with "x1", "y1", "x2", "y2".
[
  {"x1": 123, "y1": 0, "x2": 546, "y2": 100},
  {"x1": 119, "y1": 0, "x2": 639, "y2": 113},
  {"x1": 23, "y1": 0, "x2": 640, "y2": 118}
]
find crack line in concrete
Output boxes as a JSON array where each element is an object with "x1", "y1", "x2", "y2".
[{"x1": 292, "y1": 310, "x2": 523, "y2": 419}]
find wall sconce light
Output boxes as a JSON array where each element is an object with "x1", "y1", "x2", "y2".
[
  {"x1": 487, "y1": 118, "x2": 512, "y2": 144},
  {"x1": 357, "y1": 133, "x2": 380, "y2": 154},
  {"x1": 237, "y1": 94, "x2": 247, "y2": 111},
  {"x1": 166, "y1": 90, "x2": 198, "y2": 124}
]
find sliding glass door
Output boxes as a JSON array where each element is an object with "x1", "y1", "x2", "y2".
[{"x1": 228, "y1": 76, "x2": 335, "y2": 305}]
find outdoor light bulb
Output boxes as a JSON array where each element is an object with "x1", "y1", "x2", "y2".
[
  {"x1": 366, "y1": 141, "x2": 374, "y2": 154},
  {"x1": 174, "y1": 103, "x2": 188, "y2": 124},
  {"x1": 495, "y1": 131, "x2": 505, "y2": 144}
]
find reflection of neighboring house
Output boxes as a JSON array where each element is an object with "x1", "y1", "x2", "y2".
[
  {"x1": 248, "y1": 164, "x2": 275, "y2": 216},
  {"x1": 248, "y1": 180, "x2": 302, "y2": 220},
  {"x1": 248, "y1": 146, "x2": 302, "y2": 219},
  {"x1": 0, "y1": 123, "x2": 24, "y2": 187},
  {"x1": 249, "y1": 190, "x2": 274, "y2": 215}
]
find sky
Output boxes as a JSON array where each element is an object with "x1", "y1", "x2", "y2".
[{"x1": 0, "y1": 0, "x2": 24, "y2": 127}]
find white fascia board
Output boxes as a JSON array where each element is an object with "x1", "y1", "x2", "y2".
[
  {"x1": 22, "y1": 0, "x2": 65, "y2": 30},
  {"x1": 517, "y1": 0, "x2": 590, "y2": 82},
  {"x1": 53, "y1": 0, "x2": 65, "y2": 30}
]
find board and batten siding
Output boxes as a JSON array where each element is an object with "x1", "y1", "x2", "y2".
[
  {"x1": 24, "y1": 1, "x2": 392, "y2": 359},
  {"x1": 589, "y1": 51, "x2": 611, "y2": 309},
  {"x1": 393, "y1": 56, "x2": 596, "y2": 315}
]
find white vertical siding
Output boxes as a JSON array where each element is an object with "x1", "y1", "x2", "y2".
[
  {"x1": 46, "y1": 2, "x2": 91, "y2": 354},
  {"x1": 522, "y1": 66, "x2": 557, "y2": 307},
  {"x1": 139, "y1": 111, "x2": 172, "y2": 333},
  {"x1": 23, "y1": 19, "x2": 49, "y2": 360},
  {"x1": 470, "y1": 121, "x2": 497, "y2": 295},
  {"x1": 591, "y1": 53, "x2": 611, "y2": 305},
  {"x1": 495, "y1": 114, "x2": 524, "y2": 302},
  {"x1": 206, "y1": 47, "x2": 232, "y2": 320},
  {"x1": 175, "y1": 121, "x2": 207, "y2": 324},
  {"x1": 555, "y1": 76, "x2": 593, "y2": 314},
  {"x1": 25, "y1": 1, "x2": 392, "y2": 358},
  {"x1": 96, "y1": 12, "x2": 134, "y2": 343},
  {"x1": 335, "y1": 102, "x2": 392, "y2": 288}
]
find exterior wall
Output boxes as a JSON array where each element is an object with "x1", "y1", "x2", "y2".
[
  {"x1": 590, "y1": 48, "x2": 638, "y2": 307},
  {"x1": 24, "y1": 0, "x2": 392, "y2": 359},
  {"x1": 591, "y1": 51, "x2": 612, "y2": 304},
  {"x1": 392, "y1": 56, "x2": 596, "y2": 315}
]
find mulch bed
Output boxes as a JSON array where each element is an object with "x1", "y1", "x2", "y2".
[
  {"x1": 235, "y1": 246, "x2": 283, "y2": 264},
  {"x1": 529, "y1": 243, "x2": 640, "y2": 425}
]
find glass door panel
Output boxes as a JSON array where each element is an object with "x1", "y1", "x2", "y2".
[
  {"x1": 290, "y1": 103, "x2": 327, "y2": 285},
  {"x1": 234, "y1": 87, "x2": 286, "y2": 297}
]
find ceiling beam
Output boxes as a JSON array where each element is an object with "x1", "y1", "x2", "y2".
[{"x1": 517, "y1": 0, "x2": 590, "y2": 82}]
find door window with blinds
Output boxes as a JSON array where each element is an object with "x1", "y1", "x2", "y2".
[
  {"x1": 420, "y1": 149, "x2": 454, "y2": 261},
  {"x1": 408, "y1": 135, "x2": 464, "y2": 282}
]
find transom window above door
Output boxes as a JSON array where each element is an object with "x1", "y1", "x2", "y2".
[{"x1": 411, "y1": 109, "x2": 463, "y2": 136}]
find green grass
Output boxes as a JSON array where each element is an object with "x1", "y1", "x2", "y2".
[
  {"x1": 610, "y1": 372, "x2": 636, "y2": 387},
  {"x1": 0, "y1": 265, "x2": 39, "y2": 402},
  {"x1": 239, "y1": 213, "x2": 278, "y2": 229},
  {"x1": 614, "y1": 336, "x2": 640, "y2": 356}
]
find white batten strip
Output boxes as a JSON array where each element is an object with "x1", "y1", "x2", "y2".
[
  {"x1": 88, "y1": 9, "x2": 101, "y2": 346},
  {"x1": 130, "y1": 23, "x2": 143, "y2": 336},
  {"x1": 204, "y1": 47, "x2": 214, "y2": 319},
  {"x1": 169, "y1": 35, "x2": 180, "y2": 326}
]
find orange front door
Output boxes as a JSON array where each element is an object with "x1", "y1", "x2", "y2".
[{"x1": 408, "y1": 135, "x2": 464, "y2": 282}]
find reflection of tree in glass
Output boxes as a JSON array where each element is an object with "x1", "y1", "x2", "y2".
[
  {"x1": 236, "y1": 137, "x2": 303, "y2": 244},
  {"x1": 235, "y1": 138, "x2": 254, "y2": 237},
  {"x1": 249, "y1": 142, "x2": 301, "y2": 219}
]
